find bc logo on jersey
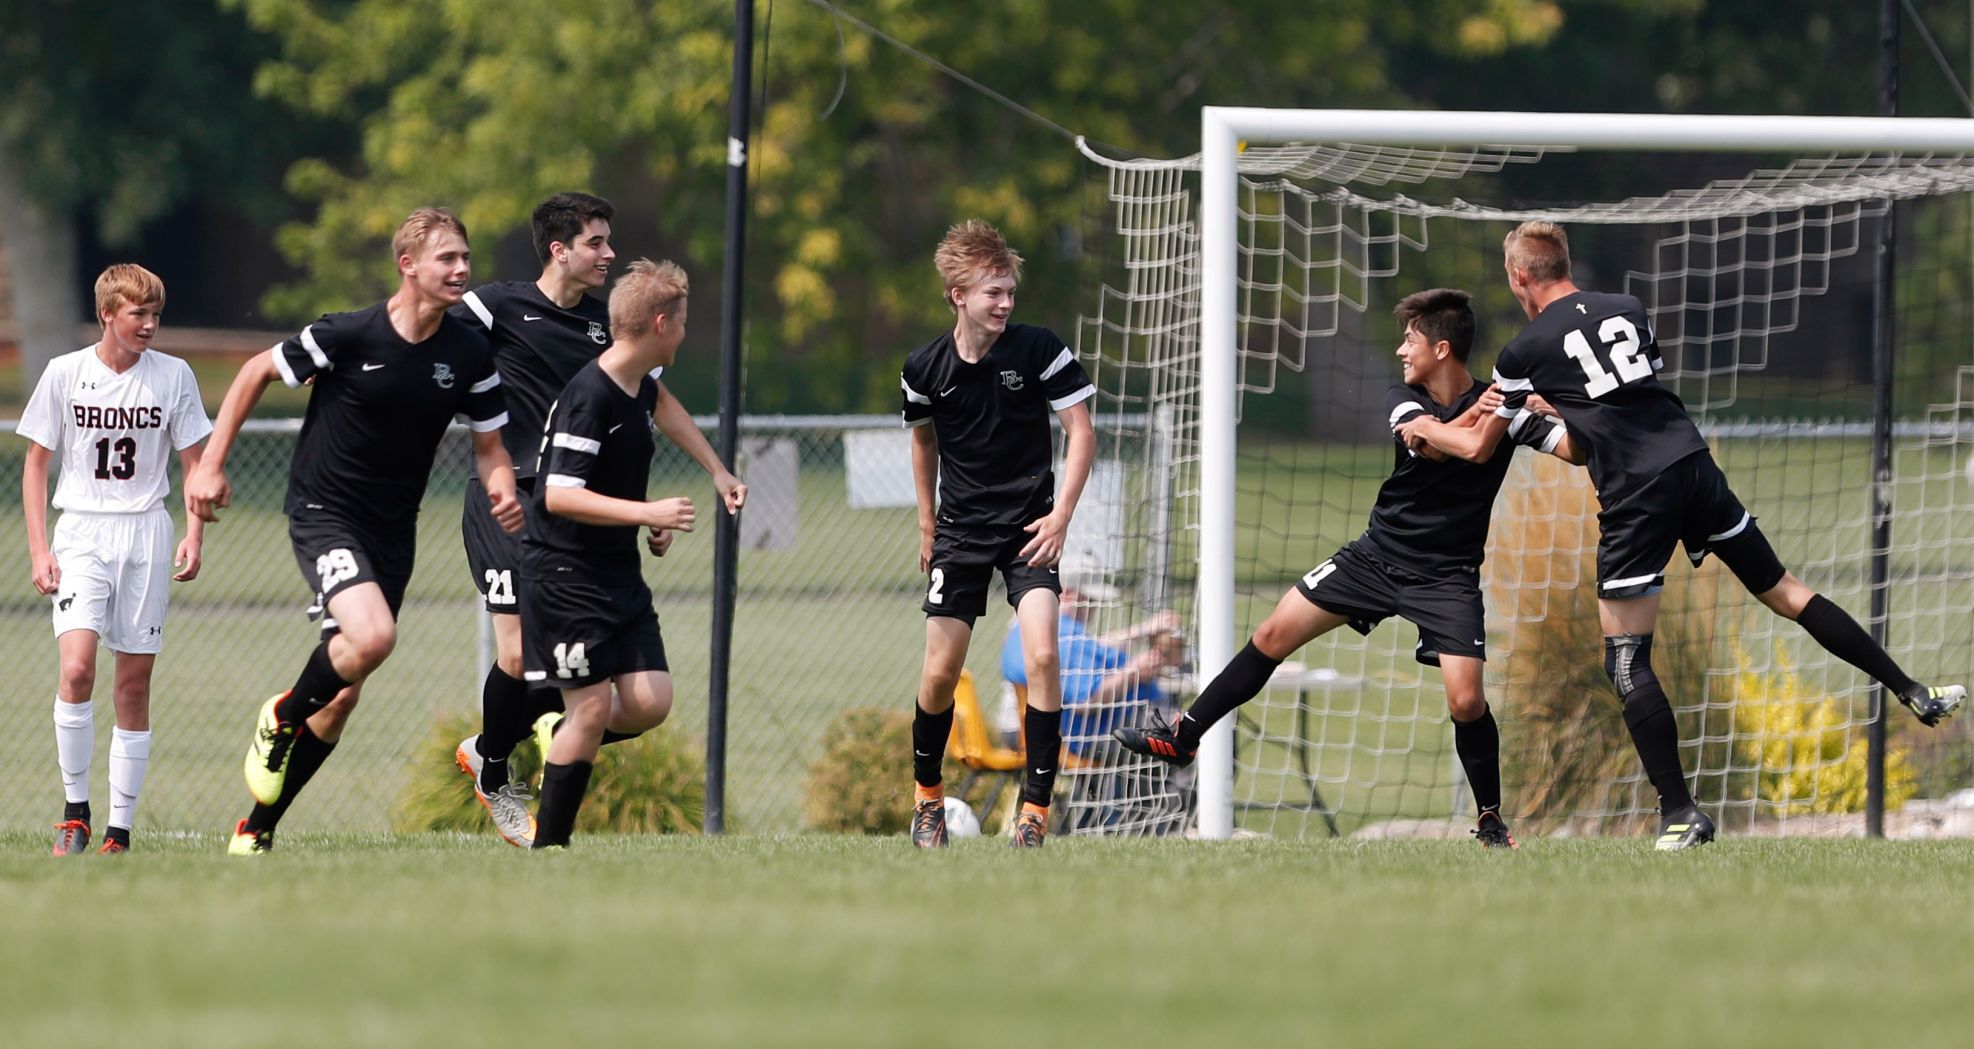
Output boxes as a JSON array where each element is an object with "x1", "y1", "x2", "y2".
[
  {"x1": 1000, "y1": 370, "x2": 1024, "y2": 391},
  {"x1": 433, "y1": 363, "x2": 456, "y2": 390},
  {"x1": 587, "y1": 321, "x2": 608, "y2": 346}
]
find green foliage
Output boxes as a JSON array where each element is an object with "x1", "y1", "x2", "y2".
[
  {"x1": 224, "y1": 0, "x2": 1577, "y2": 411},
  {"x1": 1728, "y1": 642, "x2": 1917, "y2": 814},
  {"x1": 393, "y1": 707, "x2": 705, "y2": 835},
  {"x1": 803, "y1": 706, "x2": 964, "y2": 833}
]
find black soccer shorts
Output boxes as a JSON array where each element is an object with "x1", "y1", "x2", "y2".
[
  {"x1": 922, "y1": 524, "x2": 1061, "y2": 626},
  {"x1": 289, "y1": 512, "x2": 414, "y2": 639},
  {"x1": 520, "y1": 573, "x2": 668, "y2": 689},
  {"x1": 1294, "y1": 541, "x2": 1486, "y2": 666},
  {"x1": 463, "y1": 475, "x2": 532, "y2": 614},
  {"x1": 1595, "y1": 451, "x2": 1788, "y2": 600}
]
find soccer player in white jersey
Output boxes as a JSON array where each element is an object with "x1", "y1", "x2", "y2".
[{"x1": 19, "y1": 264, "x2": 214, "y2": 855}]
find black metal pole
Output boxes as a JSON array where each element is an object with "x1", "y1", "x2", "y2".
[
  {"x1": 1866, "y1": 0, "x2": 1899, "y2": 838},
  {"x1": 707, "y1": 0, "x2": 754, "y2": 835}
]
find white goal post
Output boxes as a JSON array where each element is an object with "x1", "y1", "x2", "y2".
[{"x1": 1192, "y1": 107, "x2": 1974, "y2": 839}]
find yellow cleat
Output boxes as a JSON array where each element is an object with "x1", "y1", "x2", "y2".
[{"x1": 243, "y1": 694, "x2": 298, "y2": 806}]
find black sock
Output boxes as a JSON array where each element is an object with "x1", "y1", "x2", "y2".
[
  {"x1": 1177, "y1": 641, "x2": 1284, "y2": 751},
  {"x1": 243, "y1": 727, "x2": 336, "y2": 834},
  {"x1": 1620, "y1": 683, "x2": 1693, "y2": 814},
  {"x1": 911, "y1": 702, "x2": 954, "y2": 789},
  {"x1": 64, "y1": 800, "x2": 90, "y2": 825},
  {"x1": 275, "y1": 642, "x2": 352, "y2": 724},
  {"x1": 477, "y1": 665, "x2": 535, "y2": 766},
  {"x1": 1796, "y1": 594, "x2": 1918, "y2": 697},
  {"x1": 601, "y1": 729, "x2": 641, "y2": 747},
  {"x1": 104, "y1": 826, "x2": 130, "y2": 848},
  {"x1": 1453, "y1": 705, "x2": 1502, "y2": 815},
  {"x1": 533, "y1": 760, "x2": 593, "y2": 848},
  {"x1": 1021, "y1": 705, "x2": 1062, "y2": 808}
]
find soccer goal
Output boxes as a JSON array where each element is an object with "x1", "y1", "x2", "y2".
[{"x1": 1062, "y1": 108, "x2": 1974, "y2": 841}]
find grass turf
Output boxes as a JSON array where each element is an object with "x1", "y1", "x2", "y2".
[{"x1": 0, "y1": 833, "x2": 1969, "y2": 1048}]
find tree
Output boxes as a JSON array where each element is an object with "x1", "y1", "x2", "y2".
[
  {"x1": 0, "y1": 2, "x2": 308, "y2": 398},
  {"x1": 228, "y1": 0, "x2": 1573, "y2": 412}
]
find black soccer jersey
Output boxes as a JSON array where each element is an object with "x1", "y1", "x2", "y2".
[
  {"x1": 452, "y1": 281, "x2": 633, "y2": 479},
  {"x1": 1491, "y1": 290, "x2": 1708, "y2": 505},
  {"x1": 1358, "y1": 379, "x2": 1563, "y2": 574},
  {"x1": 276, "y1": 303, "x2": 507, "y2": 532},
  {"x1": 899, "y1": 323, "x2": 1096, "y2": 528},
  {"x1": 523, "y1": 361, "x2": 660, "y2": 582}
]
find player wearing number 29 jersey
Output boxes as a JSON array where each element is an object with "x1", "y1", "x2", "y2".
[{"x1": 1481, "y1": 220, "x2": 1961, "y2": 851}]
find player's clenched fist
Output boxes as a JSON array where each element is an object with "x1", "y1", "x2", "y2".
[
  {"x1": 645, "y1": 497, "x2": 695, "y2": 532},
  {"x1": 184, "y1": 465, "x2": 231, "y2": 522}
]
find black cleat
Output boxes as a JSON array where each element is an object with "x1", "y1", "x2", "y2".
[
  {"x1": 1009, "y1": 807, "x2": 1047, "y2": 849},
  {"x1": 1472, "y1": 810, "x2": 1518, "y2": 849},
  {"x1": 911, "y1": 797, "x2": 948, "y2": 848},
  {"x1": 1654, "y1": 806, "x2": 1716, "y2": 851},
  {"x1": 1899, "y1": 684, "x2": 1965, "y2": 728},
  {"x1": 1112, "y1": 709, "x2": 1197, "y2": 768}
]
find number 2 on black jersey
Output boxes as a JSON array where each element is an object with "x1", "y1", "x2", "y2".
[{"x1": 1563, "y1": 316, "x2": 1651, "y2": 398}]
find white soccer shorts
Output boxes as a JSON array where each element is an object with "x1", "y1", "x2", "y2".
[{"x1": 48, "y1": 509, "x2": 177, "y2": 654}]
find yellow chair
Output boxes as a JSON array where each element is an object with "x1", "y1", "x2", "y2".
[{"x1": 947, "y1": 670, "x2": 1024, "y2": 819}]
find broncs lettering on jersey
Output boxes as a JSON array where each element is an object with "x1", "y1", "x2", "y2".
[{"x1": 71, "y1": 404, "x2": 164, "y2": 430}]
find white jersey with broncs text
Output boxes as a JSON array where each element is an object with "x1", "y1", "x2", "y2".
[{"x1": 17, "y1": 346, "x2": 213, "y2": 514}]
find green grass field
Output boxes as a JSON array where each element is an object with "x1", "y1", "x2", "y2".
[{"x1": 3, "y1": 834, "x2": 1970, "y2": 1049}]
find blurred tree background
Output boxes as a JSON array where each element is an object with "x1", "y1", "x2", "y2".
[{"x1": 3, "y1": 0, "x2": 1971, "y2": 411}]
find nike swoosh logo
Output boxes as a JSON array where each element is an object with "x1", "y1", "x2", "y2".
[
  {"x1": 1034, "y1": 767, "x2": 1052, "y2": 775},
  {"x1": 940, "y1": 386, "x2": 958, "y2": 397},
  {"x1": 362, "y1": 363, "x2": 385, "y2": 371},
  {"x1": 523, "y1": 314, "x2": 543, "y2": 321},
  {"x1": 914, "y1": 751, "x2": 930, "y2": 757},
  {"x1": 609, "y1": 423, "x2": 625, "y2": 433}
]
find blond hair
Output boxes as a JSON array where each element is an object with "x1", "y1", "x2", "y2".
[
  {"x1": 392, "y1": 207, "x2": 469, "y2": 263},
  {"x1": 610, "y1": 258, "x2": 690, "y2": 338},
  {"x1": 94, "y1": 264, "x2": 166, "y2": 319},
  {"x1": 933, "y1": 219, "x2": 1023, "y2": 308},
  {"x1": 1503, "y1": 220, "x2": 1572, "y2": 284}
]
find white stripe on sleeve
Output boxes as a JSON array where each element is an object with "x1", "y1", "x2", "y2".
[
  {"x1": 544, "y1": 474, "x2": 588, "y2": 489},
  {"x1": 1491, "y1": 370, "x2": 1533, "y2": 392},
  {"x1": 299, "y1": 326, "x2": 330, "y2": 370},
  {"x1": 468, "y1": 411, "x2": 508, "y2": 433},
  {"x1": 462, "y1": 291, "x2": 494, "y2": 330},
  {"x1": 1049, "y1": 384, "x2": 1097, "y2": 411},
  {"x1": 900, "y1": 377, "x2": 931, "y2": 405},
  {"x1": 469, "y1": 371, "x2": 501, "y2": 394},
  {"x1": 552, "y1": 432, "x2": 602, "y2": 455},
  {"x1": 271, "y1": 342, "x2": 302, "y2": 388},
  {"x1": 1388, "y1": 400, "x2": 1426, "y2": 429},
  {"x1": 1540, "y1": 423, "x2": 1566, "y2": 454},
  {"x1": 1040, "y1": 347, "x2": 1076, "y2": 380}
]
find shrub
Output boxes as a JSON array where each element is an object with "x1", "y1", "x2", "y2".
[
  {"x1": 805, "y1": 707, "x2": 965, "y2": 834},
  {"x1": 392, "y1": 708, "x2": 705, "y2": 835},
  {"x1": 1728, "y1": 642, "x2": 1916, "y2": 814}
]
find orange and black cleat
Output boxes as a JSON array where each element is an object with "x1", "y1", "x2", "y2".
[
  {"x1": 51, "y1": 818, "x2": 90, "y2": 856},
  {"x1": 1472, "y1": 810, "x2": 1518, "y2": 849},
  {"x1": 1009, "y1": 803, "x2": 1048, "y2": 848},
  {"x1": 1112, "y1": 710, "x2": 1197, "y2": 769}
]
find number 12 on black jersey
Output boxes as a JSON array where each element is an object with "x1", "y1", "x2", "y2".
[{"x1": 1563, "y1": 315, "x2": 1652, "y2": 398}]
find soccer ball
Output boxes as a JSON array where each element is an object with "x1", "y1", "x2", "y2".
[{"x1": 943, "y1": 796, "x2": 982, "y2": 838}]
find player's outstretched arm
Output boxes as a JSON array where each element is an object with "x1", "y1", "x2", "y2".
[
  {"x1": 1397, "y1": 410, "x2": 1510, "y2": 463},
  {"x1": 651, "y1": 381, "x2": 746, "y2": 515},
  {"x1": 471, "y1": 430, "x2": 524, "y2": 534},
  {"x1": 910, "y1": 424, "x2": 938, "y2": 573},
  {"x1": 22, "y1": 442, "x2": 59, "y2": 595},
  {"x1": 1020, "y1": 401, "x2": 1095, "y2": 567},
  {"x1": 186, "y1": 349, "x2": 279, "y2": 522}
]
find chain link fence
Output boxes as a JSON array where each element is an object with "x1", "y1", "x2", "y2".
[{"x1": 0, "y1": 415, "x2": 1010, "y2": 835}]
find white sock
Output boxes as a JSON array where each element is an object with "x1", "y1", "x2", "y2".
[
  {"x1": 53, "y1": 699, "x2": 93, "y2": 805},
  {"x1": 108, "y1": 727, "x2": 152, "y2": 832}
]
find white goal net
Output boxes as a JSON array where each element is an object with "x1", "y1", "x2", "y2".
[{"x1": 1054, "y1": 110, "x2": 1974, "y2": 840}]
